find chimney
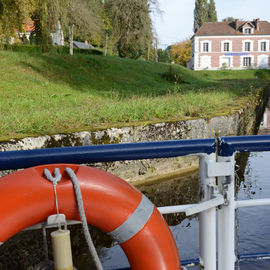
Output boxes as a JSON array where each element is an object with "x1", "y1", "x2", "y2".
[
  {"x1": 235, "y1": 19, "x2": 239, "y2": 30},
  {"x1": 255, "y1": 18, "x2": 260, "y2": 31}
]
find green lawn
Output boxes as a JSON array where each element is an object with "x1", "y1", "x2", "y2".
[{"x1": 0, "y1": 50, "x2": 269, "y2": 141}]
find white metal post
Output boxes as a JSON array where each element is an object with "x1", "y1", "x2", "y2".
[
  {"x1": 217, "y1": 154, "x2": 235, "y2": 270},
  {"x1": 199, "y1": 153, "x2": 217, "y2": 270}
]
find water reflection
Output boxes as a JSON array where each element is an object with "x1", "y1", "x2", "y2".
[
  {"x1": 258, "y1": 99, "x2": 270, "y2": 135},
  {"x1": 237, "y1": 151, "x2": 270, "y2": 269},
  {"x1": 140, "y1": 172, "x2": 199, "y2": 225}
]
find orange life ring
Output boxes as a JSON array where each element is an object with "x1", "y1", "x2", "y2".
[{"x1": 0, "y1": 164, "x2": 181, "y2": 269}]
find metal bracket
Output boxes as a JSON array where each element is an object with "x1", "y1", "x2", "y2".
[
  {"x1": 207, "y1": 183, "x2": 219, "y2": 198},
  {"x1": 207, "y1": 161, "x2": 235, "y2": 178},
  {"x1": 185, "y1": 195, "x2": 225, "y2": 216},
  {"x1": 47, "y1": 214, "x2": 67, "y2": 229}
]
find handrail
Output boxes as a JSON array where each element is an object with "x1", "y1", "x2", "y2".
[
  {"x1": 218, "y1": 135, "x2": 270, "y2": 156},
  {"x1": 4, "y1": 135, "x2": 270, "y2": 170},
  {"x1": 0, "y1": 138, "x2": 216, "y2": 170},
  {"x1": 2, "y1": 134, "x2": 270, "y2": 270}
]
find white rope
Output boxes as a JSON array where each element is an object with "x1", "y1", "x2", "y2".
[
  {"x1": 44, "y1": 168, "x2": 61, "y2": 216},
  {"x1": 65, "y1": 167, "x2": 104, "y2": 270},
  {"x1": 42, "y1": 226, "x2": 49, "y2": 262}
]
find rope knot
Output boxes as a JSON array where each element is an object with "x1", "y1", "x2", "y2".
[{"x1": 44, "y1": 168, "x2": 62, "y2": 186}]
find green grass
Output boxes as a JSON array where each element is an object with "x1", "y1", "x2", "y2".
[{"x1": 0, "y1": 50, "x2": 268, "y2": 141}]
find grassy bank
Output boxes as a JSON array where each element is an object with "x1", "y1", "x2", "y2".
[{"x1": 0, "y1": 50, "x2": 268, "y2": 141}]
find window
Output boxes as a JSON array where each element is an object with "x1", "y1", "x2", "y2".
[
  {"x1": 243, "y1": 57, "x2": 251, "y2": 67},
  {"x1": 244, "y1": 28, "x2": 251, "y2": 34},
  {"x1": 200, "y1": 40, "x2": 211, "y2": 53},
  {"x1": 203, "y1": 42, "x2": 209, "y2": 52},
  {"x1": 261, "y1": 42, "x2": 267, "y2": 51},
  {"x1": 245, "y1": 42, "x2": 251, "y2": 51},
  {"x1": 221, "y1": 40, "x2": 232, "y2": 52},
  {"x1": 224, "y1": 42, "x2": 230, "y2": 52},
  {"x1": 258, "y1": 40, "x2": 269, "y2": 52}
]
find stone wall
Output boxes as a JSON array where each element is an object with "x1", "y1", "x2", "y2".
[{"x1": 1, "y1": 84, "x2": 269, "y2": 184}]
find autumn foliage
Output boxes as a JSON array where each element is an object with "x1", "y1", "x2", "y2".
[{"x1": 171, "y1": 39, "x2": 191, "y2": 66}]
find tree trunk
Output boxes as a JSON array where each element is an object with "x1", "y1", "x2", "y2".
[
  {"x1": 41, "y1": 0, "x2": 49, "y2": 53},
  {"x1": 155, "y1": 39, "x2": 158, "y2": 62},
  {"x1": 69, "y1": 24, "x2": 74, "y2": 55},
  {"x1": 105, "y1": 33, "x2": 108, "y2": 56}
]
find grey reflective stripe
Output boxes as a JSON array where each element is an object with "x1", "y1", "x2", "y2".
[
  {"x1": 0, "y1": 242, "x2": 3, "y2": 246},
  {"x1": 108, "y1": 195, "x2": 154, "y2": 244}
]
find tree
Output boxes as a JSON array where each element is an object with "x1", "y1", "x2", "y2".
[
  {"x1": 0, "y1": 0, "x2": 35, "y2": 44},
  {"x1": 157, "y1": 48, "x2": 171, "y2": 63},
  {"x1": 30, "y1": 0, "x2": 69, "y2": 52},
  {"x1": 222, "y1": 17, "x2": 237, "y2": 22},
  {"x1": 105, "y1": 0, "x2": 154, "y2": 59},
  {"x1": 30, "y1": 0, "x2": 102, "y2": 54},
  {"x1": 171, "y1": 39, "x2": 191, "y2": 67},
  {"x1": 66, "y1": 0, "x2": 103, "y2": 55},
  {"x1": 194, "y1": 0, "x2": 208, "y2": 31},
  {"x1": 208, "y1": 0, "x2": 217, "y2": 22}
]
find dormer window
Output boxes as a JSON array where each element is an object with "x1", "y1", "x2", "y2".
[{"x1": 242, "y1": 23, "x2": 254, "y2": 34}]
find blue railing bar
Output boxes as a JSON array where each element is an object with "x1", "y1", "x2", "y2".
[
  {"x1": 218, "y1": 135, "x2": 270, "y2": 156},
  {"x1": 239, "y1": 252, "x2": 270, "y2": 261},
  {"x1": 108, "y1": 258, "x2": 200, "y2": 270},
  {"x1": 109, "y1": 253, "x2": 270, "y2": 270},
  {"x1": 0, "y1": 139, "x2": 216, "y2": 170}
]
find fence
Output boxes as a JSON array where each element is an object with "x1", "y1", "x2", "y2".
[{"x1": 1, "y1": 135, "x2": 270, "y2": 269}]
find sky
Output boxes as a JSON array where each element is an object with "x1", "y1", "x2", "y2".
[{"x1": 152, "y1": 0, "x2": 270, "y2": 48}]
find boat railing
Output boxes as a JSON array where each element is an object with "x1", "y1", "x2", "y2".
[{"x1": 2, "y1": 135, "x2": 270, "y2": 270}]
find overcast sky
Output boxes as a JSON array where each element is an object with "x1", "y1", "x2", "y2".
[{"x1": 152, "y1": 0, "x2": 270, "y2": 48}]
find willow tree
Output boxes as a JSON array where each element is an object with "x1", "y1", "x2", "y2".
[
  {"x1": 105, "y1": 0, "x2": 154, "y2": 58},
  {"x1": 30, "y1": 0, "x2": 69, "y2": 52},
  {"x1": 64, "y1": 0, "x2": 102, "y2": 55},
  {"x1": 0, "y1": 0, "x2": 34, "y2": 45}
]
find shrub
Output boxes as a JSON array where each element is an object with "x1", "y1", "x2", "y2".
[
  {"x1": 162, "y1": 65, "x2": 186, "y2": 84},
  {"x1": 74, "y1": 47, "x2": 103, "y2": 55},
  {"x1": 5, "y1": 44, "x2": 41, "y2": 53},
  {"x1": 256, "y1": 70, "x2": 270, "y2": 80},
  {"x1": 4, "y1": 44, "x2": 104, "y2": 55}
]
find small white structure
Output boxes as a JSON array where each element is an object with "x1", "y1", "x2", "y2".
[{"x1": 51, "y1": 20, "x2": 65, "y2": 46}]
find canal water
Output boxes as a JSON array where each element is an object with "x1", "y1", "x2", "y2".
[
  {"x1": 101, "y1": 151, "x2": 270, "y2": 270},
  {"x1": 101, "y1": 103, "x2": 270, "y2": 270},
  {"x1": 1, "y1": 105, "x2": 270, "y2": 269}
]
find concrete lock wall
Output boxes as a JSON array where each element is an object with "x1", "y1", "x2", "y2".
[{"x1": 1, "y1": 85, "x2": 269, "y2": 185}]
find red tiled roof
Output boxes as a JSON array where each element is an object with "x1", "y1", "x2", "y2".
[
  {"x1": 23, "y1": 19, "x2": 35, "y2": 32},
  {"x1": 195, "y1": 20, "x2": 270, "y2": 36}
]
